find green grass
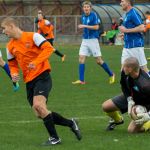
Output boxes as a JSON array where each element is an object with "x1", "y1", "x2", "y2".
[{"x1": 0, "y1": 44, "x2": 150, "y2": 150}]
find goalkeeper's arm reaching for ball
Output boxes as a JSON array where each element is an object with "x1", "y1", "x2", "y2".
[{"x1": 135, "y1": 111, "x2": 150, "y2": 125}]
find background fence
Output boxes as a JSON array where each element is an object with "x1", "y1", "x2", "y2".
[
  {"x1": 0, "y1": 15, "x2": 149, "y2": 45},
  {"x1": 0, "y1": 15, "x2": 84, "y2": 43}
]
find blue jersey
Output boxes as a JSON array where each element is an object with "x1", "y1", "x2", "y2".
[
  {"x1": 123, "y1": 8, "x2": 144, "y2": 48},
  {"x1": 81, "y1": 11, "x2": 100, "y2": 39}
]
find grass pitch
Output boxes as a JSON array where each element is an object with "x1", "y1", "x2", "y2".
[{"x1": 0, "y1": 44, "x2": 150, "y2": 150}]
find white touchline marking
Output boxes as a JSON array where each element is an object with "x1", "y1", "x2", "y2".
[{"x1": 0, "y1": 116, "x2": 107, "y2": 124}]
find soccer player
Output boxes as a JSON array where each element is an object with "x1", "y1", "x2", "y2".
[
  {"x1": 37, "y1": 10, "x2": 66, "y2": 62},
  {"x1": 0, "y1": 50, "x2": 19, "y2": 91},
  {"x1": 119, "y1": 0, "x2": 149, "y2": 73},
  {"x1": 72, "y1": 1, "x2": 115, "y2": 85},
  {"x1": 107, "y1": 0, "x2": 150, "y2": 130},
  {"x1": 144, "y1": 11, "x2": 150, "y2": 60},
  {"x1": 144, "y1": 11, "x2": 150, "y2": 41},
  {"x1": 102, "y1": 57, "x2": 150, "y2": 133},
  {"x1": 1, "y1": 17, "x2": 81, "y2": 145}
]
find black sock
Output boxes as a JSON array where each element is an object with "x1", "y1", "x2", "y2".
[
  {"x1": 52, "y1": 112, "x2": 73, "y2": 127},
  {"x1": 54, "y1": 49, "x2": 64, "y2": 57},
  {"x1": 13, "y1": 82, "x2": 17, "y2": 87},
  {"x1": 43, "y1": 113, "x2": 59, "y2": 139}
]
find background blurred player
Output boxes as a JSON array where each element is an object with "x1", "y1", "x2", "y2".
[
  {"x1": 72, "y1": 1, "x2": 115, "y2": 85},
  {"x1": 1, "y1": 17, "x2": 81, "y2": 146},
  {"x1": 144, "y1": 11, "x2": 150, "y2": 38},
  {"x1": 119, "y1": 0, "x2": 149, "y2": 73},
  {"x1": 37, "y1": 10, "x2": 66, "y2": 62},
  {"x1": 144, "y1": 11, "x2": 150, "y2": 60}
]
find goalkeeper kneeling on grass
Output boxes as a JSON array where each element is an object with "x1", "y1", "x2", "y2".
[{"x1": 102, "y1": 57, "x2": 150, "y2": 133}]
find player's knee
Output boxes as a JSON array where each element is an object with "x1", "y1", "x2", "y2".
[
  {"x1": 127, "y1": 126, "x2": 137, "y2": 133},
  {"x1": 33, "y1": 103, "x2": 40, "y2": 111},
  {"x1": 102, "y1": 99, "x2": 116, "y2": 112},
  {"x1": 33, "y1": 103, "x2": 45, "y2": 114},
  {"x1": 102, "y1": 100, "x2": 111, "y2": 112},
  {"x1": 96, "y1": 60, "x2": 101, "y2": 65},
  {"x1": 96, "y1": 58, "x2": 103, "y2": 65},
  {"x1": 0, "y1": 58, "x2": 5, "y2": 67},
  {"x1": 79, "y1": 56, "x2": 85, "y2": 63}
]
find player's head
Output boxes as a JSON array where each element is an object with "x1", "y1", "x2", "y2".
[
  {"x1": 123, "y1": 57, "x2": 140, "y2": 75},
  {"x1": 82, "y1": 1, "x2": 92, "y2": 15},
  {"x1": 1, "y1": 17, "x2": 20, "y2": 38},
  {"x1": 38, "y1": 10, "x2": 44, "y2": 20},
  {"x1": 120, "y1": 0, "x2": 133, "y2": 11},
  {"x1": 38, "y1": 10, "x2": 42, "y2": 14}
]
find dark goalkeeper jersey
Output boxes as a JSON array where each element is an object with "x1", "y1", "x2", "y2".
[{"x1": 120, "y1": 69, "x2": 150, "y2": 106}]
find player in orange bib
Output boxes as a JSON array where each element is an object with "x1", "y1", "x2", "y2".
[
  {"x1": 1, "y1": 17, "x2": 81, "y2": 146},
  {"x1": 37, "y1": 10, "x2": 66, "y2": 62},
  {"x1": 144, "y1": 11, "x2": 150, "y2": 32},
  {"x1": 144, "y1": 11, "x2": 150, "y2": 60}
]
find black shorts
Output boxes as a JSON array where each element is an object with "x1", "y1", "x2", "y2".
[
  {"x1": 26, "y1": 70, "x2": 52, "y2": 106},
  {"x1": 112, "y1": 94, "x2": 150, "y2": 113},
  {"x1": 112, "y1": 94, "x2": 128, "y2": 114}
]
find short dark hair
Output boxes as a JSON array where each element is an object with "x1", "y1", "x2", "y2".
[{"x1": 123, "y1": 57, "x2": 140, "y2": 72}]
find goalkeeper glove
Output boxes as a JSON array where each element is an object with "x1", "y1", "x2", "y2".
[
  {"x1": 127, "y1": 96, "x2": 135, "y2": 116},
  {"x1": 135, "y1": 112, "x2": 150, "y2": 125}
]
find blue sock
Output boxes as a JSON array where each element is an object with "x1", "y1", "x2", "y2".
[
  {"x1": 3, "y1": 63, "x2": 11, "y2": 78},
  {"x1": 79, "y1": 64, "x2": 85, "y2": 82},
  {"x1": 100, "y1": 62, "x2": 113, "y2": 76}
]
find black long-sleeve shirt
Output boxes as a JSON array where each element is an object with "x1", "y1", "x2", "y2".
[{"x1": 120, "y1": 69, "x2": 150, "y2": 106}]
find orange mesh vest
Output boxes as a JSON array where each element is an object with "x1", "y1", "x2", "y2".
[
  {"x1": 145, "y1": 16, "x2": 150, "y2": 32},
  {"x1": 38, "y1": 19, "x2": 54, "y2": 39}
]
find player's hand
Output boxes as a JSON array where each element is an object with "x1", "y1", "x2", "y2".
[
  {"x1": 135, "y1": 112, "x2": 150, "y2": 125},
  {"x1": 78, "y1": 24, "x2": 86, "y2": 29},
  {"x1": 118, "y1": 33, "x2": 124, "y2": 39},
  {"x1": 12, "y1": 74, "x2": 20, "y2": 82},
  {"x1": 127, "y1": 96, "x2": 135, "y2": 116},
  {"x1": 119, "y1": 26, "x2": 127, "y2": 33},
  {"x1": 28, "y1": 62, "x2": 36, "y2": 70}
]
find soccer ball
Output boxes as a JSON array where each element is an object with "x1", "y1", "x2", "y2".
[{"x1": 131, "y1": 105, "x2": 147, "y2": 120}]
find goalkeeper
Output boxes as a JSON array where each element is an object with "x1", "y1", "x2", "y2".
[{"x1": 102, "y1": 57, "x2": 150, "y2": 133}]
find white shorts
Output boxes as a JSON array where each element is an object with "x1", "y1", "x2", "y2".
[
  {"x1": 121, "y1": 47, "x2": 147, "y2": 66},
  {"x1": 79, "y1": 39, "x2": 101, "y2": 57}
]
